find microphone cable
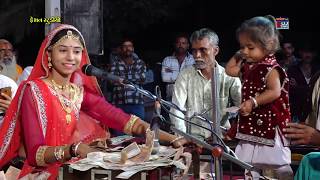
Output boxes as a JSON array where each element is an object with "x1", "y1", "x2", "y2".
[{"x1": 159, "y1": 102, "x2": 228, "y2": 151}]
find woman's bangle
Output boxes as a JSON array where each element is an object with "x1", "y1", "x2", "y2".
[
  {"x1": 74, "y1": 142, "x2": 82, "y2": 157},
  {"x1": 69, "y1": 143, "x2": 76, "y2": 157},
  {"x1": 170, "y1": 136, "x2": 184, "y2": 144},
  {"x1": 54, "y1": 146, "x2": 65, "y2": 162},
  {"x1": 250, "y1": 97, "x2": 258, "y2": 109},
  {"x1": 124, "y1": 115, "x2": 139, "y2": 135},
  {"x1": 70, "y1": 142, "x2": 81, "y2": 157},
  {"x1": 36, "y1": 146, "x2": 49, "y2": 166}
]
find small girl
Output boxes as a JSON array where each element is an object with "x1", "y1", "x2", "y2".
[{"x1": 226, "y1": 15, "x2": 293, "y2": 180}]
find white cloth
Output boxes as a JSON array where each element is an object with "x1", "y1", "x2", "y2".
[
  {"x1": 170, "y1": 64, "x2": 241, "y2": 138},
  {"x1": 17, "y1": 66, "x2": 33, "y2": 85},
  {"x1": 161, "y1": 53, "x2": 194, "y2": 99},
  {"x1": 244, "y1": 165, "x2": 293, "y2": 180},
  {"x1": 0, "y1": 74, "x2": 18, "y2": 97},
  {"x1": 311, "y1": 77, "x2": 320, "y2": 130},
  {"x1": 235, "y1": 127, "x2": 291, "y2": 166},
  {"x1": 0, "y1": 74, "x2": 18, "y2": 126},
  {"x1": 161, "y1": 52, "x2": 195, "y2": 83},
  {"x1": 318, "y1": 105, "x2": 320, "y2": 128}
]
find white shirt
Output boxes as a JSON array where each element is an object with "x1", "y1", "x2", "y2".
[
  {"x1": 161, "y1": 52, "x2": 194, "y2": 83},
  {"x1": 17, "y1": 66, "x2": 33, "y2": 85},
  {"x1": 170, "y1": 64, "x2": 241, "y2": 139}
]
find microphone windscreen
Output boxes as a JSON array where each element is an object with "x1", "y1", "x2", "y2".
[
  {"x1": 82, "y1": 64, "x2": 91, "y2": 75},
  {"x1": 82, "y1": 64, "x2": 106, "y2": 78}
]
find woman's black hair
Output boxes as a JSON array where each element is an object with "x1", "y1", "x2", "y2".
[{"x1": 49, "y1": 29, "x2": 84, "y2": 48}]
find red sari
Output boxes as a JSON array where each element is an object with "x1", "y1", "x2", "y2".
[{"x1": 0, "y1": 24, "x2": 135, "y2": 179}]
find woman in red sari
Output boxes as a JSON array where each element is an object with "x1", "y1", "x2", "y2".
[{"x1": 0, "y1": 24, "x2": 185, "y2": 179}]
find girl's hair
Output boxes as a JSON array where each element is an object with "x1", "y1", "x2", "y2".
[
  {"x1": 49, "y1": 29, "x2": 85, "y2": 48},
  {"x1": 236, "y1": 15, "x2": 280, "y2": 54}
]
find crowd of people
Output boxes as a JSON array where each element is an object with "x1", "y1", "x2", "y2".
[{"x1": 0, "y1": 15, "x2": 320, "y2": 179}]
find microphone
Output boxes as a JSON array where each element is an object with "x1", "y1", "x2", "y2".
[{"x1": 82, "y1": 64, "x2": 125, "y2": 83}]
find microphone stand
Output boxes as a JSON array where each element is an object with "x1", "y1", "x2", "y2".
[
  {"x1": 211, "y1": 65, "x2": 223, "y2": 179},
  {"x1": 122, "y1": 83, "x2": 185, "y2": 114},
  {"x1": 171, "y1": 126, "x2": 254, "y2": 171},
  {"x1": 121, "y1": 82, "x2": 254, "y2": 177},
  {"x1": 150, "y1": 86, "x2": 162, "y2": 154}
]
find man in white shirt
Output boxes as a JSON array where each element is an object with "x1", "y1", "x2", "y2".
[
  {"x1": 170, "y1": 28, "x2": 241, "y2": 140},
  {"x1": 161, "y1": 34, "x2": 194, "y2": 101}
]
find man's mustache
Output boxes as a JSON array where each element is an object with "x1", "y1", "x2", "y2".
[
  {"x1": 194, "y1": 59, "x2": 207, "y2": 69},
  {"x1": 195, "y1": 58, "x2": 205, "y2": 63}
]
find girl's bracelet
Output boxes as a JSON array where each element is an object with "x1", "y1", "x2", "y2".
[{"x1": 250, "y1": 97, "x2": 258, "y2": 109}]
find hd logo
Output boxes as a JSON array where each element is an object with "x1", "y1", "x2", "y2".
[{"x1": 275, "y1": 17, "x2": 289, "y2": 30}]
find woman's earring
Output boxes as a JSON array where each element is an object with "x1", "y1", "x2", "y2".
[{"x1": 48, "y1": 57, "x2": 52, "y2": 69}]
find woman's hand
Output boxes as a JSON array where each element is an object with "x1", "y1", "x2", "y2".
[
  {"x1": 0, "y1": 92, "x2": 12, "y2": 112},
  {"x1": 76, "y1": 143, "x2": 98, "y2": 158},
  {"x1": 171, "y1": 137, "x2": 189, "y2": 148}
]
